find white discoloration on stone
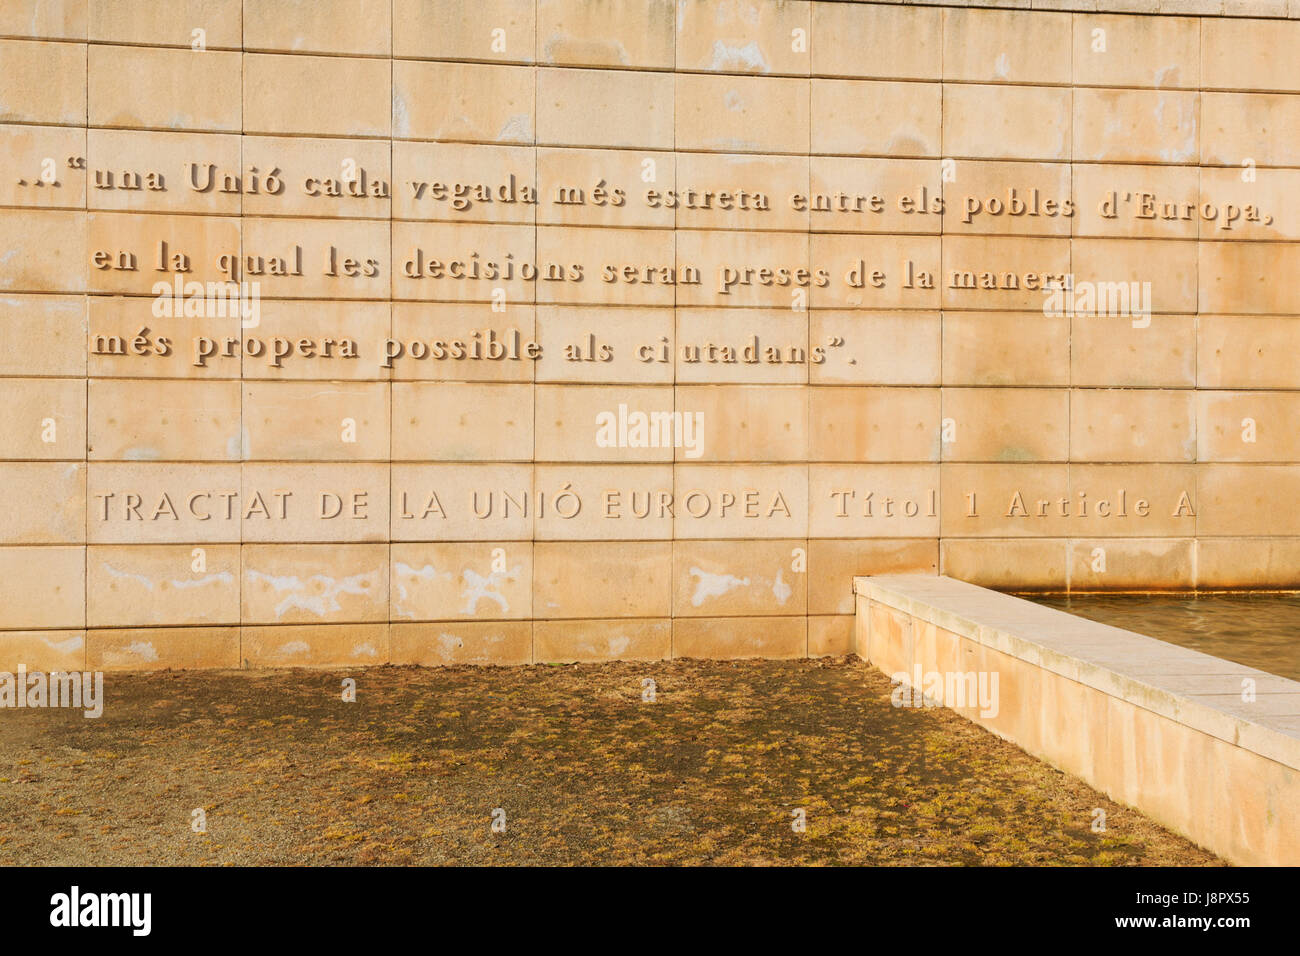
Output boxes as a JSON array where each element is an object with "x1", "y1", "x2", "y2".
[
  {"x1": 772, "y1": 568, "x2": 792, "y2": 605},
  {"x1": 102, "y1": 565, "x2": 157, "y2": 590},
  {"x1": 227, "y1": 426, "x2": 250, "y2": 460},
  {"x1": 45, "y1": 635, "x2": 84, "y2": 655},
  {"x1": 103, "y1": 565, "x2": 233, "y2": 592},
  {"x1": 392, "y1": 561, "x2": 454, "y2": 619},
  {"x1": 246, "y1": 568, "x2": 380, "y2": 619},
  {"x1": 708, "y1": 40, "x2": 768, "y2": 72},
  {"x1": 498, "y1": 114, "x2": 533, "y2": 141},
  {"x1": 171, "y1": 572, "x2": 234, "y2": 590},
  {"x1": 460, "y1": 565, "x2": 519, "y2": 615},
  {"x1": 276, "y1": 640, "x2": 311, "y2": 657},
  {"x1": 110, "y1": 641, "x2": 159, "y2": 663},
  {"x1": 351, "y1": 642, "x2": 378, "y2": 658},
  {"x1": 689, "y1": 567, "x2": 750, "y2": 606},
  {"x1": 392, "y1": 93, "x2": 410, "y2": 138}
]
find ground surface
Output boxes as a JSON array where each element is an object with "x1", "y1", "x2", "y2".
[{"x1": 0, "y1": 657, "x2": 1220, "y2": 866}]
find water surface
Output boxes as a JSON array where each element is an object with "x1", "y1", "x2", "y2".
[{"x1": 1028, "y1": 594, "x2": 1300, "y2": 683}]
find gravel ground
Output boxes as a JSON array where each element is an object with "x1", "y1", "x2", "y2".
[{"x1": 0, "y1": 657, "x2": 1221, "y2": 866}]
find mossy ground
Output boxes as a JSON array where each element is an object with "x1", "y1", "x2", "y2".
[{"x1": 0, "y1": 657, "x2": 1221, "y2": 866}]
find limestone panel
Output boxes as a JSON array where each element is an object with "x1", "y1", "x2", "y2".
[
  {"x1": 242, "y1": 136, "x2": 392, "y2": 219},
  {"x1": 0, "y1": 1, "x2": 85, "y2": 40},
  {"x1": 389, "y1": 621, "x2": 530, "y2": 666},
  {"x1": 941, "y1": 387, "x2": 1069, "y2": 462},
  {"x1": 89, "y1": 0, "x2": 240, "y2": 47},
  {"x1": 672, "y1": 615, "x2": 805, "y2": 659},
  {"x1": 1201, "y1": 92, "x2": 1300, "y2": 167},
  {"x1": 1197, "y1": 391, "x2": 1300, "y2": 462},
  {"x1": 672, "y1": 538, "x2": 807, "y2": 617},
  {"x1": 942, "y1": 7, "x2": 1071, "y2": 84},
  {"x1": 534, "y1": 617, "x2": 670, "y2": 662},
  {"x1": 0, "y1": 39, "x2": 86, "y2": 125},
  {"x1": 243, "y1": 622, "x2": 389, "y2": 667},
  {"x1": 940, "y1": 538, "x2": 1069, "y2": 590},
  {"x1": 541, "y1": 67, "x2": 674, "y2": 149},
  {"x1": 0, "y1": 295, "x2": 85, "y2": 377},
  {"x1": 388, "y1": 303, "x2": 536, "y2": 383},
  {"x1": 539, "y1": 0, "x2": 674, "y2": 69},
  {"x1": 943, "y1": 161, "x2": 1072, "y2": 237},
  {"x1": 88, "y1": 627, "x2": 240, "y2": 670},
  {"x1": 942, "y1": 312, "x2": 1069, "y2": 386},
  {"x1": 88, "y1": 45, "x2": 239, "y2": 131},
  {"x1": 808, "y1": 386, "x2": 940, "y2": 462},
  {"x1": 243, "y1": 0, "x2": 391, "y2": 56},
  {"x1": 677, "y1": 0, "x2": 809, "y2": 75},
  {"x1": 676, "y1": 73, "x2": 809, "y2": 153},
  {"x1": 1197, "y1": 315, "x2": 1300, "y2": 389},
  {"x1": 0, "y1": 631, "x2": 86, "y2": 672},
  {"x1": 0, "y1": 462, "x2": 84, "y2": 544},
  {"x1": 809, "y1": 311, "x2": 941, "y2": 386},
  {"x1": 390, "y1": 541, "x2": 532, "y2": 621},
  {"x1": 393, "y1": 381, "x2": 533, "y2": 461},
  {"x1": 244, "y1": 381, "x2": 391, "y2": 461},
  {"x1": 942, "y1": 85, "x2": 1072, "y2": 161},
  {"x1": 1069, "y1": 388, "x2": 1197, "y2": 463},
  {"x1": 810, "y1": 1, "x2": 940, "y2": 80},
  {"x1": 676, "y1": 384, "x2": 809, "y2": 462},
  {"x1": 0, "y1": 377, "x2": 85, "y2": 459},
  {"x1": 87, "y1": 543, "x2": 239, "y2": 626},
  {"x1": 535, "y1": 383, "x2": 672, "y2": 462},
  {"x1": 393, "y1": 61, "x2": 536, "y2": 143},
  {"x1": 1072, "y1": 14, "x2": 1199, "y2": 89},
  {"x1": 0, "y1": 546, "x2": 84, "y2": 628},
  {"x1": 392, "y1": 0, "x2": 535, "y2": 62},
  {"x1": 1200, "y1": 17, "x2": 1300, "y2": 93},
  {"x1": 1073, "y1": 89, "x2": 1199, "y2": 163},
  {"x1": 88, "y1": 379, "x2": 241, "y2": 461},
  {"x1": 0, "y1": 211, "x2": 85, "y2": 293},
  {"x1": 810, "y1": 80, "x2": 942, "y2": 157},
  {"x1": 244, "y1": 53, "x2": 390, "y2": 137},
  {"x1": 0, "y1": 125, "x2": 87, "y2": 209},
  {"x1": 534, "y1": 539, "x2": 671, "y2": 618},
  {"x1": 241, "y1": 542, "x2": 389, "y2": 624},
  {"x1": 1072, "y1": 314, "x2": 1195, "y2": 388}
]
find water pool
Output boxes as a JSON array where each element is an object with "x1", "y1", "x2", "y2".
[{"x1": 1027, "y1": 593, "x2": 1300, "y2": 683}]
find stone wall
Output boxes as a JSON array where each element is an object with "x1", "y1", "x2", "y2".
[{"x1": 1, "y1": 0, "x2": 1298, "y2": 670}]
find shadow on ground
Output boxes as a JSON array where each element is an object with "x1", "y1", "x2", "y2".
[{"x1": 0, "y1": 657, "x2": 1221, "y2": 865}]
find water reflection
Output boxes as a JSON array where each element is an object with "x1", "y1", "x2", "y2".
[{"x1": 1027, "y1": 593, "x2": 1300, "y2": 683}]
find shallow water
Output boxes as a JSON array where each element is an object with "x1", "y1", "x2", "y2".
[{"x1": 1028, "y1": 594, "x2": 1300, "y2": 683}]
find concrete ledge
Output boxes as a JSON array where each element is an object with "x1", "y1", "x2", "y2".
[
  {"x1": 827, "y1": 1, "x2": 1300, "y2": 21},
  {"x1": 853, "y1": 574, "x2": 1300, "y2": 865}
]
